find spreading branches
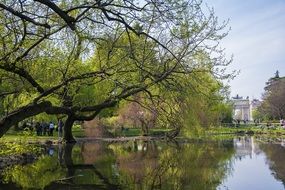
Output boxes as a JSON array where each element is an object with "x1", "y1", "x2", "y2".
[
  {"x1": 0, "y1": 90, "x2": 19, "y2": 98},
  {"x1": 0, "y1": 64, "x2": 45, "y2": 93},
  {"x1": 0, "y1": 0, "x2": 232, "y2": 141},
  {"x1": 34, "y1": 0, "x2": 76, "y2": 30},
  {"x1": 0, "y1": 3, "x2": 50, "y2": 29}
]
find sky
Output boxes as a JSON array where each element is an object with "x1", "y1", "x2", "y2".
[{"x1": 205, "y1": 0, "x2": 285, "y2": 99}]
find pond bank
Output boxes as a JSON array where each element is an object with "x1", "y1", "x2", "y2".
[
  {"x1": 0, "y1": 153, "x2": 37, "y2": 171},
  {"x1": 205, "y1": 126, "x2": 285, "y2": 138}
]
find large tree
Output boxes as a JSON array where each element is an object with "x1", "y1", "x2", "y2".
[
  {"x1": 0, "y1": 0, "x2": 231, "y2": 142},
  {"x1": 259, "y1": 74, "x2": 285, "y2": 120}
]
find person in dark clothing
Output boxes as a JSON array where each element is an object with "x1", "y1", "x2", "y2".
[
  {"x1": 41, "y1": 122, "x2": 46, "y2": 136},
  {"x1": 58, "y1": 119, "x2": 64, "y2": 140},
  {"x1": 35, "y1": 122, "x2": 42, "y2": 136}
]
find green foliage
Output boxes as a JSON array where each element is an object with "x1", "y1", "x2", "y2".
[
  {"x1": 0, "y1": 141, "x2": 42, "y2": 157},
  {"x1": 149, "y1": 143, "x2": 233, "y2": 189},
  {"x1": 2, "y1": 155, "x2": 66, "y2": 189},
  {"x1": 0, "y1": 0, "x2": 232, "y2": 142},
  {"x1": 0, "y1": 127, "x2": 47, "y2": 155},
  {"x1": 153, "y1": 71, "x2": 233, "y2": 134},
  {"x1": 252, "y1": 109, "x2": 263, "y2": 122},
  {"x1": 72, "y1": 124, "x2": 85, "y2": 137},
  {"x1": 258, "y1": 76, "x2": 285, "y2": 120},
  {"x1": 1, "y1": 139, "x2": 237, "y2": 189},
  {"x1": 110, "y1": 140, "x2": 235, "y2": 190},
  {"x1": 200, "y1": 126, "x2": 285, "y2": 140}
]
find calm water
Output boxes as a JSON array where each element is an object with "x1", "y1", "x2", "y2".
[{"x1": 0, "y1": 137, "x2": 284, "y2": 190}]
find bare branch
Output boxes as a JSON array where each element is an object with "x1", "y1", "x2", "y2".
[
  {"x1": 34, "y1": 0, "x2": 76, "y2": 30},
  {"x1": 0, "y1": 3, "x2": 50, "y2": 28}
]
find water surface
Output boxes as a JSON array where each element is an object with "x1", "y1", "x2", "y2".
[{"x1": 0, "y1": 137, "x2": 284, "y2": 190}]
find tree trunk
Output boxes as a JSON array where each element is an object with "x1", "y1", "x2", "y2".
[
  {"x1": 63, "y1": 143, "x2": 76, "y2": 179},
  {"x1": 63, "y1": 115, "x2": 76, "y2": 143},
  {"x1": 0, "y1": 101, "x2": 52, "y2": 137}
]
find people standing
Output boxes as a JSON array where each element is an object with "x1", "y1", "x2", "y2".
[
  {"x1": 35, "y1": 122, "x2": 41, "y2": 136},
  {"x1": 58, "y1": 119, "x2": 64, "y2": 140},
  {"x1": 43, "y1": 122, "x2": 49, "y2": 135},
  {"x1": 49, "y1": 121, "x2": 55, "y2": 136},
  {"x1": 40, "y1": 122, "x2": 45, "y2": 135}
]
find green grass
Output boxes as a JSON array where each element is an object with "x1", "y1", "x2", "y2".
[
  {"x1": 203, "y1": 126, "x2": 285, "y2": 139},
  {"x1": 2, "y1": 124, "x2": 284, "y2": 143},
  {"x1": 119, "y1": 128, "x2": 141, "y2": 137},
  {"x1": 0, "y1": 125, "x2": 86, "y2": 156},
  {"x1": 0, "y1": 124, "x2": 86, "y2": 143},
  {"x1": 72, "y1": 124, "x2": 85, "y2": 137}
]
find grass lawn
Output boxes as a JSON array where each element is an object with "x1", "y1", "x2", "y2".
[
  {"x1": 0, "y1": 125, "x2": 170, "y2": 143},
  {"x1": 0, "y1": 124, "x2": 85, "y2": 143},
  {"x1": 1, "y1": 124, "x2": 284, "y2": 143},
  {"x1": 205, "y1": 125, "x2": 285, "y2": 139}
]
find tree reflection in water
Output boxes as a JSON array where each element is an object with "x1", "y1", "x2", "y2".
[
  {"x1": 1, "y1": 140, "x2": 235, "y2": 190},
  {"x1": 1, "y1": 145, "x2": 66, "y2": 189},
  {"x1": 260, "y1": 143, "x2": 285, "y2": 188},
  {"x1": 111, "y1": 140, "x2": 235, "y2": 190}
]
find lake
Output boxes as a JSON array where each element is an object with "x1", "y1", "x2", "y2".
[{"x1": 0, "y1": 136, "x2": 284, "y2": 190}]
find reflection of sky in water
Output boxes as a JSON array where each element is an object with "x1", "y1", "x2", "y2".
[
  {"x1": 1, "y1": 138, "x2": 285, "y2": 190},
  {"x1": 218, "y1": 139, "x2": 285, "y2": 190}
]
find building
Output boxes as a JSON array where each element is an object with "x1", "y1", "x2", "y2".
[
  {"x1": 232, "y1": 95, "x2": 261, "y2": 122},
  {"x1": 232, "y1": 95, "x2": 251, "y2": 121},
  {"x1": 233, "y1": 136, "x2": 261, "y2": 159}
]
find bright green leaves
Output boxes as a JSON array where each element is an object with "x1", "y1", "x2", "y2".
[
  {"x1": 2, "y1": 155, "x2": 66, "y2": 189},
  {"x1": 0, "y1": 0, "x2": 232, "y2": 138}
]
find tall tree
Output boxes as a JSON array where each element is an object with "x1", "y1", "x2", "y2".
[
  {"x1": 259, "y1": 74, "x2": 285, "y2": 120},
  {"x1": 0, "y1": 0, "x2": 231, "y2": 142}
]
